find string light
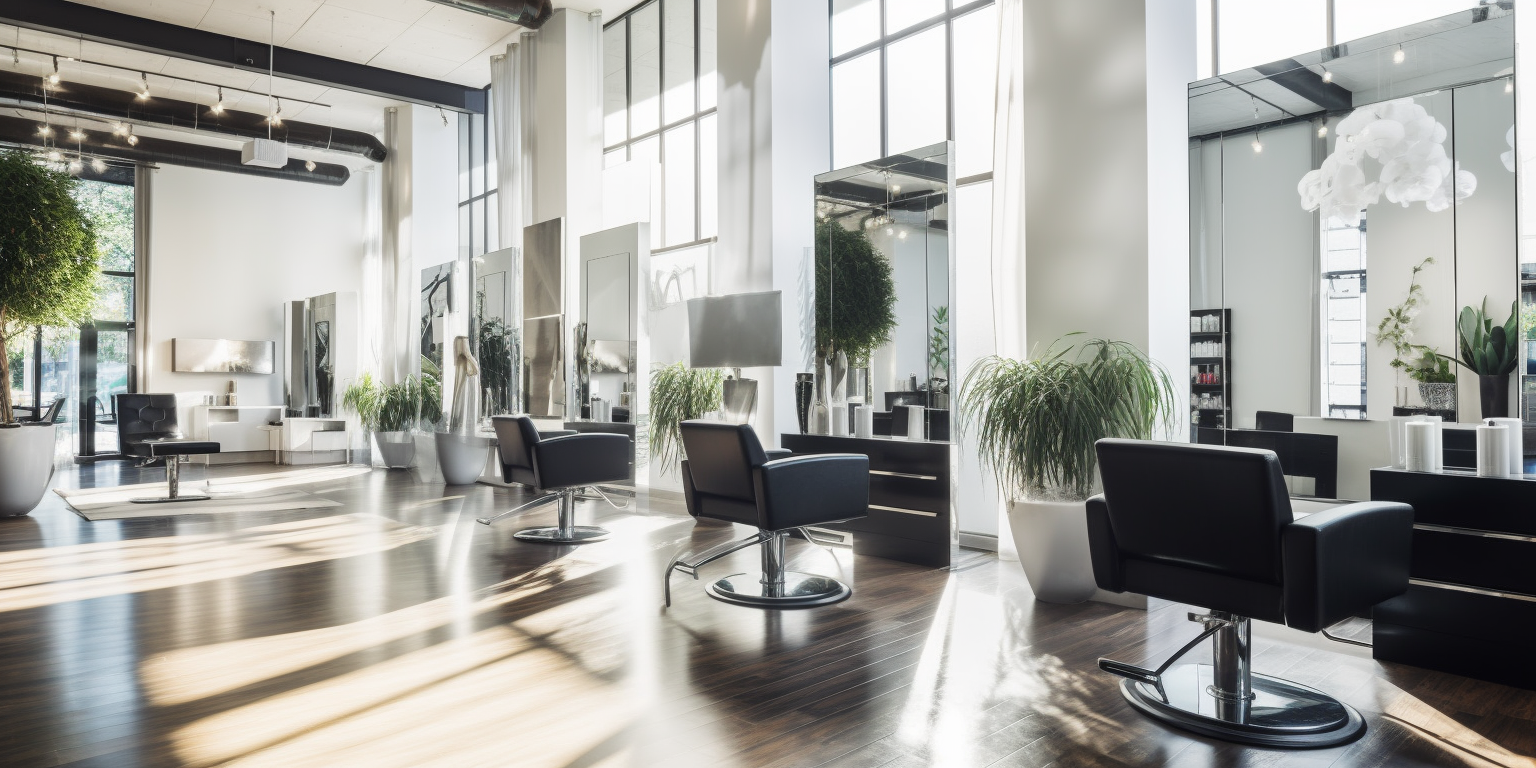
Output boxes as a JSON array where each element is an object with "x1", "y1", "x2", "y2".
[
  {"x1": 268, "y1": 98, "x2": 283, "y2": 126},
  {"x1": 69, "y1": 127, "x2": 85, "y2": 141},
  {"x1": 90, "y1": 157, "x2": 107, "y2": 173},
  {"x1": 1393, "y1": 45, "x2": 1405, "y2": 65},
  {"x1": 37, "y1": 123, "x2": 52, "y2": 136},
  {"x1": 137, "y1": 71, "x2": 150, "y2": 100},
  {"x1": 212, "y1": 87, "x2": 224, "y2": 114},
  {"x1": 46, "y1": 55, "x2": 59, "y2": 86}
]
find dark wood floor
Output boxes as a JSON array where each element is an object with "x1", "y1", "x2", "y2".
[{"x1": 0, "y1": 461, "x2": 1531, "y2": 767}]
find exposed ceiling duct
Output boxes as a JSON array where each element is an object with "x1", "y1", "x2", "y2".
[
  {"x1": 423, "y1": 0, "x2": 554, "y2": 29},
  {"x1": 0, "y1": 72, "x2": 386, "y2": 162},
  {"x1": 0, "y1": 115, "x2": 350, "y2": 186}
]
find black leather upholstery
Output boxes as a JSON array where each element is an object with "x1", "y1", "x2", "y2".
[
  {"x1": 680, "y1": 421, "x2": 868, "y2": 531},
  {"x1": 1091, "y1": 438, "x2": 1412, "y2": 632},
  {"x1": 491, "y1": 415, "x2": 630, "y2": 491},
  {"x1": 1255, "y1": 411, "x2": 1295, "y2": 432},
  {"x1": 115, "y1": 394, "x2": 219, "y2": 459}
]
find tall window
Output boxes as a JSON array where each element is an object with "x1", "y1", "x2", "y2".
[
  {"x1": 1198, "y1": 0, "x2": 1484, "y2": 79},
  {"x1": 603, "y1": 0, "x2": 718, "y2": 251},
  {"x1": 829, "y1": 0, "x2": 997, "y2": 180},
  {"x1": 458, "y1": 87, "x2": 498, "y2": 262},
  {"x1": 1321, "y1": 216, "x2": 1367, "y2": 418}
]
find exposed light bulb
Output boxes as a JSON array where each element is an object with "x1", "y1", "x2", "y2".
[
  {"x1": 1321, "y1": 68, "x2": 1333, "y2": 84},
  {"x1": 1506, "y1": 80, "x2": 1514, "y2": 94},
  {"x1": 67, "y1": 158, "x2": 81, "y2": 174},
  {"x1": 112, "y1": 123, "x2": 127, "y2": 136},
  {"x1": 90, "y1": 157, "x2": 107, "y2": 173},
  {"x1": 45, "y1": 150, "x2": 61, "y2": 162},
  {"x1": 46, "y1": 56, "x2": 59, "y2": 86},
  {"x1": 1393, "y1": 46, "x2": 1405, "y2": 64},
  {"x1": 897, "y1": 230, "x2": 908, "y2": 240},
  {"x1": 125, "y1": 127, "x2": 138, "y2": 146},
  {"x1": 885, "y1": 227, "x2": 894, "y2": 236},
  {"x1": 1251, "y1": 136, "x2": 1264, "y2": 153},
  {"x1": 212, "y1": 87, "x2": 224, "y2": 114},
  {"x1": 1317, "y1": 124, "x2": 1328, "y2": 138},
  {"x1": 137, "y1": 71, "x2": 150, "y2": 100},
  {"x1": 69, "y1": 128, "x2": 85, "y2": 141},
  {"x1": 304, "y1": 159, "x2": 316, "y2": 172},
  {"x1": 37, "y1": 124, "x2": 52, "y2": 136}
]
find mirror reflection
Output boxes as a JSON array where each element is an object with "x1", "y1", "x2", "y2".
[
  {"x1": 813, "y1": 142, "x2": 953, "y2": 442},
  {"x1": 1188, "y1": 5, "x2": 1524, "y2": 499}
]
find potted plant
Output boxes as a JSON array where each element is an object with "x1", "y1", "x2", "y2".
[
  {"x1": 928, "y1": 305, "x2": 950, "y2": 408},
  {"x1": 814, "y1": 217, "x2": 896, "y2": 406},
  {"x1": 1375, "y1": 257, "x2": 1457, "y2": 412},
  {"x1": 649, "y1": 362, "x2": 722, "y2": 474},
  {"x1": 0, "y1": 150, "x2": 101, "y2": 517},
  {"x1": 1443, "y1": 298, "x2": 1519, "y2": 419},
  {"x1": 960, "y1": 335, "x2": 1177, "y2": 603},
  {"x1": 341, "y1": 373, "x2": 432, "y2": 469}
]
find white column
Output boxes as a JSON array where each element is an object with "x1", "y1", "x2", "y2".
[{"x1": 717, "y1": 1, "x2": 831, "y2": 444}]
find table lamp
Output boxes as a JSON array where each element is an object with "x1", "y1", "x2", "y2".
[{"x1": 687, "y1": 291, "x2": 782, "y2": 424}]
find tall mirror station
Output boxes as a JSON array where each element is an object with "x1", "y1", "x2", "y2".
[
  {"x1": 570, "y1": 223, "x2": 650, "y2": 482},
  {"x1": 1190, "y1": 5, "x2": 1536, "y2": 690},
  {"x1": 472, "y1": 246, "x2": 520, "y2": 426},
  {"x1": 1188, "y1": 5, "x2": 1526, "y2": 500},
  {"x1": 784, "y1": 142, "x2": 956, "y2": 568}
]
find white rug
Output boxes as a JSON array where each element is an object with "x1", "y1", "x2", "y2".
[{"x1": 54, "y1": 465, "x2": 371, "y2": 521}]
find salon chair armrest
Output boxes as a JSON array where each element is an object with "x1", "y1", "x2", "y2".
[
  {"x1": 539, "y1": 429, "x2": 579, "y2": 439},
  {"x1": 532, "y1": 433, "x2": 632, "y2": 489},
  {"x1": 763, "y1": 449, "x2": 792, "y2": 463},
  {"x1": 1086, "y1": 494, "x2": 1125, "y2": 592},
  {"x1": 1282, "y1": 501, "x2": 1413, "y2": 633},
  {"x1": 754, "y1": 454, "x2": 869, "y2": 530}
]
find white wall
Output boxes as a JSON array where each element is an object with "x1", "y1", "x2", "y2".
[{"x1": 146, "y1": 164, "x2": 369, "y2": 410}]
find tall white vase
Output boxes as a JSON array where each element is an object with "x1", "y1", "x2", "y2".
[
  {"x1": 0, "y1": 425, "x2": 56, "y2": 517},
  {"x1": 1008, "y1": 499, "x2": 1097, "y2": 603}
]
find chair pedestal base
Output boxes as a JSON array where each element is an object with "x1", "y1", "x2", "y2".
[
  {"x1": 130, "y1": 495, "x2": 211, "y2": 505},
  {"x1": 1120, "y1": 664, "x2": 1365, "y2": 748},
  {"x1": 706, "y1": 572, "x2": 851, "y2": 608},
  {"x1": 130, "y1": 456, "x2": 208, "y2": 504},
  {"x1": 513, "y1": 526, "x2": 609, "y2": 544}
]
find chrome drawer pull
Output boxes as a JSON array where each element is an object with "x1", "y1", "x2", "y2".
[
  {"x1": 870, "y1": 504, "x2": 938, "y2": 517},
  {"x1": 1409, "y1": 578, "x2": 1536, "y2": 603},
  {"x1": 869, "y1": 469, "x2": 939, "y2": 481},
  {"x1": 1414, "y1": 523, "x2": 1536, "y2": 543}
]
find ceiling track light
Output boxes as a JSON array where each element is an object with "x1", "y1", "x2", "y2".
[
  {"x1": 1393, "y1": 45, "x2": 1405, "y2": 65},
  {"x1": 125, "y1": 125, "x2": 137, "y2": 146}
]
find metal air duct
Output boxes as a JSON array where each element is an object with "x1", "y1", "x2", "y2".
[{"x1": 423, "y1": 0, "x2": 554, "y2": 29}]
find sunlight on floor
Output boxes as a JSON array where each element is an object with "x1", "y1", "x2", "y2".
[
  {"x1": 142, "y1": 515, "x2": 686, "y2": 706},
  {"x1": 0, "y1": 514, "x2": 434, "y2": 613},
  {"x1": 1385, "y1": 690, "x2": 1536, "y2": 767}
]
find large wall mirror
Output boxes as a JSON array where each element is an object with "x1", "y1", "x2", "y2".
[
  {"x1": 472, "y1": 247, "x2": 520, "y2": 425},
  {"x1": 1189, "y1": 5, "x2": 1523, "y2": 497},
  {"x1": 814, "y1": 141, "x2": 954, "y2": 442}
]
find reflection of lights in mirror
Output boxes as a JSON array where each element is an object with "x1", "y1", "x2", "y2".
[
  {"x1": 1251, "y1": 133, "x2": 1263, "y2": 153},
  {"x1": 1393, "y1": 45, "x2": 1405, "y2": 64},
  {"x1": 1321, "y1": 67, "x2": 1333, "y2": 83},
  {"x1": 1317, "y1": 124, "x2": 1328, "y2": 138}
]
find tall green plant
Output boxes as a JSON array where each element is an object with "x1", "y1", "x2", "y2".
[
  {"x1": 649, "y1": 362, "x2": 723, "y2": 473},
  {"x1": 342, "y1": 374, "x2": 433, "y2": 433},
  {"x1": 814, "y1": 217, "x2": 897, "y2": 366},
  {"x1": 929, "y1": 305, "x2": 950, "y2": 387},
  {"x1": 960, "y1": 335, "x2": 1177, "y2": 502},
  {"x1": 1375, "y1": 257, "x2": 1455, "y2": 384},
  {"x1": 0, "y1": 151, "x2": 101, "y2": 424},
  {"x1": 1444, "y1": 298, "x2": 1519, "y2": 376}
]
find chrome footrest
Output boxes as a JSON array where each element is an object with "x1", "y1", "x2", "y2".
[
  {"x1": 129, "y1": 494, "x2": 211, "y2": 504},
  {"x1": 1120, "y1": 665, "x2": 1365, "y2": 748},
  {"x1": 512, "y1": 525, "x2": 609, "y2": 544},
  {"x1": 705, "y1": 572, "x2": 851, "y2": 608}
]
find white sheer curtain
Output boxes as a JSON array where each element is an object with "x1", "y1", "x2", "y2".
[
  {"x1": 490, "y1": 37, "x2": 532, "y2": 251},
  {"x1": 990, "y1": 0, "x2": 1027, "y2": 559}
]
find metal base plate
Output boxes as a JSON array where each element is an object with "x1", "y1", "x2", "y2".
[
  {"x1": 705, "y1": 572, "x2": 851, "y2": 608},
  {"x1": 512, "y1": 526, "x2": 610, "y2": 544},
  {"x1": 1122, "y1": 664, "x2": 1365, "y2": 748},
  {"x1": 129, "y1": 495, "x2": 212, "y2": 505}
]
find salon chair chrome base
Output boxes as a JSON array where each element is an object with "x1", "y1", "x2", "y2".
[
  {"x1": 130, "y1": 457, "x2": 212, "y2": 504},
  {"x1": 1101, "y1": 612, "x2": 1365, "y2": 748},
  {"x1": 479, "y1": 486, "x2": 625, "y2": 544},
  {"x1": 666, "y1": 529, "x2": 851, "y2": 609}
]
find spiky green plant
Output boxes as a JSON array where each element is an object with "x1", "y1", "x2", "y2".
[
  {"x1": 649, "y1": 362, "x2": 723, "y2": 473},
  {"x1": 929, "y1": 305, "x2": 950, "y2": 387},
  {"x1": 1443, "y1": 298, "x2": 1519, "y2": 376},
  {"x1": 342, "y1": 373, "x2": 434, "y2": 433},
  {"x1": 960, "y1": 335, "x2": 1178, "y2": 502},
  {"x1": 0, "y1": 150, "x2": 101, "y2": 424}
]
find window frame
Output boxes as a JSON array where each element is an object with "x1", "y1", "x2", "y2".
[
  {"x1": 604, "y1": 0, "x2": 718, "y2": 253},
  {"x1": 459, "y1": 85, "x2": 496, "y2": 261}
]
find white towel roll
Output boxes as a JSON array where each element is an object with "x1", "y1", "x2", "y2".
[
  {"x1": 1490, "y1": 417, "x2": 1524, "y2": 475},
  {"x1": 854, "y1": 405, "x2": 874, "y2": 439},
  {"x1": 905, "y1": 405, "x2": 926, "y2": 441},
  {"x1": 1404, "y1": 421, "x2": 1434, "y2": 472},
  {"x1": 831, "y1": 404, "x2": 849, "y2": 437},
  {"x1": 1478, "y1": 422, "x2": 1511, "y2": 478}
]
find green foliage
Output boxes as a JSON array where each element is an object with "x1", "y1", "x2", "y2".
[
  {"x1": 815, "y1": 217, "x2": 897, "y2": 363},
  {"x1": 1375, "y1": 257, "x2": 1455, "y2": 384},
  {"x1": 648, "y1": 362, "x2": 723, "y2": 473},
  {"x1": 928, "y1": 305, "x2": 950, "y2": 387},
  {"x1": 959, "y1": 335, "x2": 1178, "y2": 502},
  {"x1": 417, "y1": 356, "x2": 443, "y2": 428},
  {"x1": 477, "y1": 314, "x2": 514, "y2": 414},
  {"x1": 1445, "y1": 298, "x2": 1519, "y2": 376},
  {"x1": 0, "y1": 150, "x2": 101, "y2": 423},
  {"x1": 341, "y1": 373, "x2": 437, "y2": 433}
]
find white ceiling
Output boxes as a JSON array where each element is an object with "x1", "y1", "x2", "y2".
[{"x1": 19, "y1": 0, "x2": 644, "y2": 135}]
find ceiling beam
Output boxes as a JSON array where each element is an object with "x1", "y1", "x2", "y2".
[{"x1": 0, "y1": 0, "x2": 487, "y2": 113}]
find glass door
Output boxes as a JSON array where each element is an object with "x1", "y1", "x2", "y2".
[{"x1": 72, "y1": 179, "x2": 137, "y2": 460}]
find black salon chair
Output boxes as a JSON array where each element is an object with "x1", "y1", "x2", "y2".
[
  {"x1": 1255, "y1": 410, "x2": 1295, "y2": 432},
  {"x1": 18, "y1": 396, "x2": 66, "y2": 425},
  {"x1": 115, "y1": 394, "x2": 221, "y2": 504},
  {"x1": 476, "y1": 415, "x2": 631, "y2": 543},
  {"x1": 1088, "y1": 439, "x2": 1412, "y2": 748},
  {"x1": 664, "y1": 421, "x2": 869, "y2": 608}
]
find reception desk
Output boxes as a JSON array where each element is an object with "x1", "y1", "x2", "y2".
[{"x1": 1370, "y1": 468, "x2": 1536, "y2": 690}]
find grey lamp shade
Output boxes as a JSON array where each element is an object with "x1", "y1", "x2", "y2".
[{"x1": 687, "y1": 291, "x2": 783, "y2": 369}]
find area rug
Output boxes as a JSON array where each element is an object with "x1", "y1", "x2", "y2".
[{"x1": 53, "y1": 467, "x2": 364, "y2": 521}]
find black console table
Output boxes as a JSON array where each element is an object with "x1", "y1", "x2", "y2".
[
  {"x1": 1370, "y1": 468, "x2": 1536, "y2": 690},
  {"x1": 781, "y1": 433, "x2": 954, "y2": 568}
]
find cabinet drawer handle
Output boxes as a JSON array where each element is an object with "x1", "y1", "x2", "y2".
[
  {"x1": 870, "y1": 504, "x2": 938, "y2": 517},
  {"x1": 869, "y1": 470, "x2": 939, "y2": 481},
  {"x1": 1410, "y1": 578, "x2": 1536, "y2": 603},
  {"x1": 1415, "y1": 523, "x2": 1536, "y2": 543}
]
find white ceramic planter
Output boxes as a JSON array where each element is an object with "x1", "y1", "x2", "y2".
[
  {"x1": 373, "y1": 431, "x2": 416, "y2": 469},
  {"x1": 1008, "y1": 498, "x2": 1097, "y2": 604},
  {"x1": 434, "y1": 432, "x2": 492, "y2": 485},
  {"x1": 0, "y1": 425, "x2": 57, "y2": 517}
]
